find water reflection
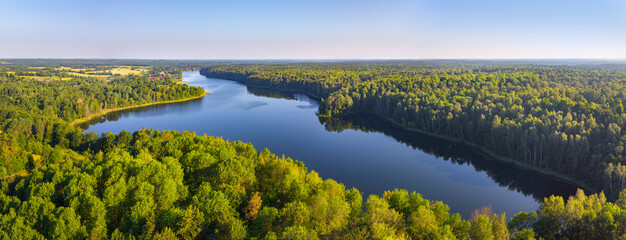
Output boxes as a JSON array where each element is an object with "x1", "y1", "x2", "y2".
[
  {"x1": 317, "y1": 115, "x2": 579, "y2": 202},
  {"x1": 248, "y1": 86, "x2": 580, "y2": 203},
  {"x1": 247, "y1": 87, "x2": 319, "y2": 108},
  {"x1": 79, "y1": 97, "x2": 205, "y2": 129},
  {"x1": 84, "y1": 71, "x2": 581, "y2": 217}
]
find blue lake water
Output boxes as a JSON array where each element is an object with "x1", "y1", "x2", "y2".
[{"x1": 83, "y1": 71, "x2": 578, "y2": 217}]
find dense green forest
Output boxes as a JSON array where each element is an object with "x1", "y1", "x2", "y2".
[
  {"x1": 200, "y1": 62, "x2": 626, "y2": 198},
  {"x1": 0, "y1": 62, "x2": 205, "y2": 177},
  {"x1": 0, "y1": 60, "x2": 626, "y2": 239},
  {"x1": 3, "y1": 128, "x2": 626, "y2": 239}
]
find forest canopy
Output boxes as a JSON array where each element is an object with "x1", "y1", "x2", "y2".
[
  {"x1": 1, "y1": 60, "x2": 626, "y2": 239},
  {"x1": 201, "y1": 62, "x2": 626, "y2": 198}
]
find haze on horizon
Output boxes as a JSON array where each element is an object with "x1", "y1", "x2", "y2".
[{"x1": 1, "y1": 0, "x2": 625, "y2": 60}]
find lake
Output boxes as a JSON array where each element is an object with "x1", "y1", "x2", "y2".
[{"x1": 83, "y1": 71, "x2": 579, "y2": 217}]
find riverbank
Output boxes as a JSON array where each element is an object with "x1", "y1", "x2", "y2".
[{"x1": 70, "y1": 92, "x2": 209, "y2": 126}]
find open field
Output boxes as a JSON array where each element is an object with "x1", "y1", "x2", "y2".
[
  {"x1": 109, "y1": 66, "x2": 148, "y2": 75},
  {"x1": 4, "y1": 64, "x2": 152, "y2": 81},
  {"x1": 54, "y1": 65, "x2": 148, "y2": 77},
  {"x1": 20, "y1": 76, "x2": 73, "y2": 81},
  {"x1": 65, "y1": 72, "x2": 109, "y2": 78},
  {"x1": 4, "y1": 65, "x2": 154, "y2": 82}
]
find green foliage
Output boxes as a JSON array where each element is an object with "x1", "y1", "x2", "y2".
[
  {"x1": 201, "y1": 62, "x2": 626, "y2": 195},
  {"x1": 2, "y1": 61, "x2": 626, "y2": 239},
  {"x1": 176, "y1": 205, "x2": 204, "y2": 240},
  {"x1": 1, "y1": 129, "x2": 556, "y2": 239},
  {"x1": 0, "y1": 65, "x2": 205, "y2": 177},
  {"x1": 471, "y1": 215, "x2": 494, "y2": 240},
  {"x1": 512, "y1": 228, "x2": 536, "y2": 240}
]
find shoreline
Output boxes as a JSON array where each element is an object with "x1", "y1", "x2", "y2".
[
  {"x1": 343, "y1": 112, "x2": 596, "y2": 193},
  {"x1": 245, "y1": 84, "x2": 324, "y2": 100},
  {"x1": 200, "y1": 73, "x2": 322, "y2": 101},
  {"x1": 70, "y1": 92, "x2": 209, "y2": 126},
  {"x1": 199, "y1": 72, "x2": 324, "y2": 100},
  {"x1": 203, "y1": 73, "x2": 595, "y2": 193}
]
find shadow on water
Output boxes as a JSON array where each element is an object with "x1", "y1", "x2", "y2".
[
  {"x1": 247, "y1": 87, "x2": 299, "y2": 101},
  {"x1": 247, "y1": 86, "x2": 579, "y2": 202},
  {"x1": 78, "y1": 97, "x2": 205, "y2": 129},
  {"x1": 318, "y1": 114, "x2": 579, "y2": 202},
  {"x1": 247, "y1": 86, "x2": 320, "y2": 110}
]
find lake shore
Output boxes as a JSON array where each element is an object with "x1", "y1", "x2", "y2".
[
  {"x1": 360, "y1": 113, "x2": 596, "y2": 193},
  {"x1": 324, "y1": 111, "x2": 596, "y2": 193},
  {"x1": 206, "y1": 73, "x2": 595, "y2": 193},
  {"x1": 70, "y1": 92, "x2": 209, "y2": 126},
  {"x1": 199, "y1": 71, "x2": 324, "y2": 100},
  {"x1": 245, "y1": 84, "x2": 323, "y2": 100}
]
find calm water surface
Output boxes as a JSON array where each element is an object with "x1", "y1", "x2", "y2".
[{"x1": 84, "y1": 71, "x2": 578, "y2": 217}]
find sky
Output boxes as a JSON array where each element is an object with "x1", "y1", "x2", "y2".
[{"x1": 1, "y1": 0, "x2": 625, "y2": 59}]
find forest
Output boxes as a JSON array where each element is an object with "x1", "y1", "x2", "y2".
[
  {"x1": 0, "y1": 61, "x2": 206, "y2": 178},
  {"x1": 200, "y1": 62, "x2": 626, "y2": 198},
  {"x1": 4, "y1": 128, "x2": 626, "y2": 240},
  {"x1": 0, "y1": 60, "x2": 625, "y2": 239}
]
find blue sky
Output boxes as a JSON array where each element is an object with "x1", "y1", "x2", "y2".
[{"x1": 1, "y1": 0, "x2": 624, "y2": 59}]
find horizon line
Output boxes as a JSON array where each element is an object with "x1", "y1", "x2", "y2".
[{"x1": 2, "y1": 57, "x2": 626, "y2": 61}]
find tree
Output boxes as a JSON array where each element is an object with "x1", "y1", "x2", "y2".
[
  {"x1": 512, "y1": 229, "x2": 536, "y2": 240},
  {"x1": 491, "y1": 214, "x2": 509, "y2": 240},
  {"x1": 281, "y1": 225, "x2": 319, "y2": 240},
  {"x1": 176, "y1": 205, "x2": 204, "y2": 240},
  {"x1": 537, "y1": 195, "x2": 565, "y2": 237},
  {"x1": 153, "y1": 227, "x2": 178, "y2": 240},
  {"x1": 49, "y1": 207, "x2": 88, "y2": 240},
  {"x1": 407, "y1": 206, "x2": 438, "y2": 239},
  {"x1": 245, "y1": 192, "x2": 263, "y2": 221},
  {"x1": 470, "y1": 215, "x2": 494, "y2": 240}
]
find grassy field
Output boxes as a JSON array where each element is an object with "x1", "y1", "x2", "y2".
[
  {"x1": 21, "y1": 76, "x2": 73, "y2": 81},
  {"x1": 55, "y1": 67, "x2": 98, "y2": 72},
  {"x1": 66, "y1": 72, "x2": 109, "y2": 78},
  {"x1": 55, "y1": 66, "x2": 148, "y2": 77},
  {"x1": 109, "y1": 66, "x2": 148, "y2": 75},
  {"x1": 8, "y1": 65, "x2": 150, "y2": 81},
  {"x1": 55, "y1": 66, "x2": 75, "y2": 71}
]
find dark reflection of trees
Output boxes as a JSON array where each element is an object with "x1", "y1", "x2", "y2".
[
  {"x1": 81, "y1": 83, "x2": 579, "y2": 202},
  {"x1": 78, "y1": 97, "x2": 205, "y2": 129},
  {"x1": 247, "y1": 86, "x2": 319, "y2": 108},
  {"x1": 246, "y1": 87, "x2": 297, "y2": 101},
  {"x1": 319, "y1": 114, "x2": 580, "y2": 202},
  {"x1": 247, "y1": 86, "x2": 580, "y2": 201}
]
